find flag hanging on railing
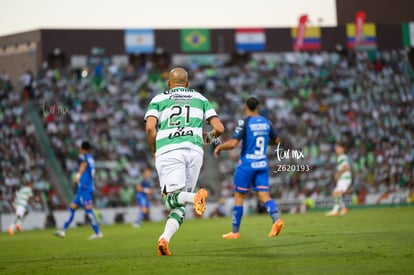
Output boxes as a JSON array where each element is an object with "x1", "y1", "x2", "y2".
[
  {"x1": 124, "y1": 29, "x2": 155, "y2": 53},
  {"x1": 402, "y1": 22, "x2": 414, "y2": 48},
  {"x1": 291, "y1": 14, "x2": 321, "y2": 51},
  {"x1": 235, "y1": 29, "x2": 266, "y2": 52},
  {"x1": 347, "y1": 11, "x2": 376, "y2": 49},
  {"x1": 346, "y1": 23, "x2": 377, "y2": 49},
  {"x1": 180, "y1": 29, "x2": 211, "y2": 52}
]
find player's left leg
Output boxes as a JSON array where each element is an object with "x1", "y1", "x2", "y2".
[
  {"x1": 135, "y1": 206, "x2": 149, "y2": 227},
  {"x1": 326, "y1": 191, "x2": 341, "y2": 216},
  {"x1": 55, "y1": 201, "x2": 79, "y2": 237},
  {"x1": 255, "y1": 170, "x2": 284, "y2": 237},
  {"x1": 83, "y1": 194, "x2": 103, "y2": 240},
  {"x1": 142, "y1": 197, "x2": 151, "y2": 222},
  {"x1": 326, "y1": 179, "x2": 351, "y2": 216},
  {"x1": 223, "y1": 165, "x2": 252, "y2": 239},
  {"x1": 222, "y1": 192, "x2": 244, "y2": 239},
  {"x1": 85, "y1": 207, "x2": 103, "y2": 239},
  {"x1": 158, "y1": 206, "x2": 185, "y2": 256},
  {"x1": 338, "y1": 179, "x2": 351, "y2": 215},
  {"x1": 63, "y1": 202, "x2": 79, "y2": 230},
  {"x1": 134, "y1": 195, "x2": 148, "y2": 227},
  {"x1": 14, "y1": 215, "x2": 23, "y2": 232}
]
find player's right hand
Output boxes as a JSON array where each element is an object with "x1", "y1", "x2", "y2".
[
  {"x1": 204, "y1": 131, "x2": 215, "y2": 144},
  {"x1": 205, "y1": 131, "x2": 221, "y2": 146},
  {"x1": 213, "y1": 147, "x2": 220, "y2": 158},
  {"x1": 74, "y1": 172, "x2": 81, "y2": 184}
]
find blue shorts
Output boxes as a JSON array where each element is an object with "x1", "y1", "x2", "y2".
[
  {"x1": 72, "y1": 191, "x2": 94, "y2": 207},
  {"x1": 233, "y1": 163, "x2": 270, "y2": 194},
  {"x1": 136, "y1": 193, "x2": 150, "y2": 208}
]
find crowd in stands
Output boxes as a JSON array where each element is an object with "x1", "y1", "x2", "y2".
[
  {"x1": 0, "y1": 71, "x2": 55, "y2": 214},
  {"x1": 1, "y1": 48, "x2": 414, "y2": 214}
]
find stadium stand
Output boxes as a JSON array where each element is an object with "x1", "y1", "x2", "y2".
[{"x1": 1, "y1": 49, "x2": 413, "y2": 213}]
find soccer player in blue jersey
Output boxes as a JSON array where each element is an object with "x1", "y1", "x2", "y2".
[
  {"x1": 133, "y1": 167, "x2": 153, "y2": 227},
  {"x1": 214, "y1": 97, "x2": 284, "y2": 239},
  {"x1": 55, "y1": 141, "x2": 103, "y2": 240}
]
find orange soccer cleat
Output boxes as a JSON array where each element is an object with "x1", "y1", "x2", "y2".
[
  {"x1": 15, "y1": 223, "x2": 22, "y2": 232},
  {"x1": 8, "y1": 227, "x2": 14, "y2": 236},
  {"x1": 222, "y1": 232, "x2": 241, "y2": 239},
  {"x1": 268, "y1": 219, "x2": 284, "y2": 237},
  {"x1": 157, "y1": 238, "x2": 172, "y2": 256},
  {"x1": 193, "y1": 188, "x2": 208, "y2": 216}
]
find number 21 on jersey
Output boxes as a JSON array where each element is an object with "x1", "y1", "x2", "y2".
[{"x1": 168, "y1": 105, "x2": 190, "y2": 127}]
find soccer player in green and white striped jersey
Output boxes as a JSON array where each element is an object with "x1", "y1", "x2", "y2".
[
  {"x1": 145, "y1": 67, "x2": 224, "y2": 256},
  {"x1": 8, "y1": 181, "x2": 34, "y2": 235},
  {"x1": 326, "y1": 141, "x2": 352, "y2": 216}
]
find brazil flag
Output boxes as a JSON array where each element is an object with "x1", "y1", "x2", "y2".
[{"x1": 181, "y1": 29, "x2": 211, "y2": 52}]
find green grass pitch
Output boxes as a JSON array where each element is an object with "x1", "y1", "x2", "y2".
[{"x1": 1, "y1": 206, "x2": 413, "y2": 274}]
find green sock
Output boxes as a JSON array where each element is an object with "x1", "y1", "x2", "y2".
[{"x1": 163, "y1": 192, "x2": 184, "y2": 211}]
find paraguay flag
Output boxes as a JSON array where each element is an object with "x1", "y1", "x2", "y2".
[
  {"x1": 124, "y1": 29, "x2": 155, "y2": 54},
  {"x1": 235, "y1": 29, "x2": 266, "y2": 52},
  {"x1": 291, "y1": 27, "x2": 321, "y2": 51}
]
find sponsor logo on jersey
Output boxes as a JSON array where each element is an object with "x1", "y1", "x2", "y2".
[{"x1": 168, "y1": 126, "x2": 194, "y2": 139}]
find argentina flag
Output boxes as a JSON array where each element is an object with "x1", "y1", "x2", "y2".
[{"x1": 124, "y1": 29, "x2": 155, "y2": 53}]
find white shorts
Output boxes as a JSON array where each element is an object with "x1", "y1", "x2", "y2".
[
  {"x1": 15, "y1": 205, "x2": 26, "y2": 217},
  {"x1": 155, "y1": 149, "x2": 203, "y2": 193},
  {"x1": 334, "y1": 179, "x2": 352, "y2": 193}
]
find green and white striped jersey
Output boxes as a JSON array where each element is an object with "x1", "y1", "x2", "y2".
[
  {"x1": 337, "y1": 154, "x2": 351, "y2": 180},
  {"x1": 13, "y1": 186, "x2": 33, "y2": 208},
  {"x1": 144, "y1": 87, "x2": 218, "y2": 156}
]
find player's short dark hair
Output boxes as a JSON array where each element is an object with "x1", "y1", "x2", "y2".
[
  {"x1": 246, "y1": 97, "x2": 259, "y2": 111},
  {"x1": 81, "y1": 141, "x2": 92, "y2": 151},
  {"x1": 336, "y1": 140, "x2": 347, "y2": 150}
]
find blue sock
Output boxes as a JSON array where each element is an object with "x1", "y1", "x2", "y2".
[
  {"x1": 85, "y1": 209, "x2": 100, "y2": 234},
  {"x1": 63, "y1": 207, "x2": 75, "y2": 231},
  {"x1": 232, "y1": 205, "x2": 243, "y2": 233},
  {"x1": 264, "y1": 200, "x2": 279, "y2": 223}
]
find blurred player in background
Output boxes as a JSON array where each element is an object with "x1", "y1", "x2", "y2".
[
  {"x1": 54, "y1": 141, "x2": 103, "y2": 239},
  {"x1": 326, "y1": 141, "x2": 352, "y2": 216},
  {"x1": 145, "y1": 67, "x2": 224, "y2": 256},
  {"x1": 133, "y1": 167, "x2": 153, "y2": 227},
  {"x1": 8, "y1": 180, "x2": 34, "y2": 235},
  {"x1": 214, "y1": 97, "x2": 284, "y2": 239}
]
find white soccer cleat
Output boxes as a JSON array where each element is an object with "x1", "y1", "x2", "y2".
[
  {"x1": 54, "y1": 230, "x2": 66, "y2": 238},
  {"x1": 88, "y1": 233, "x2": 104, "y2": 240},
  {"x1": 132, "y1": 223, "x2": 141, "y2": 228}
]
